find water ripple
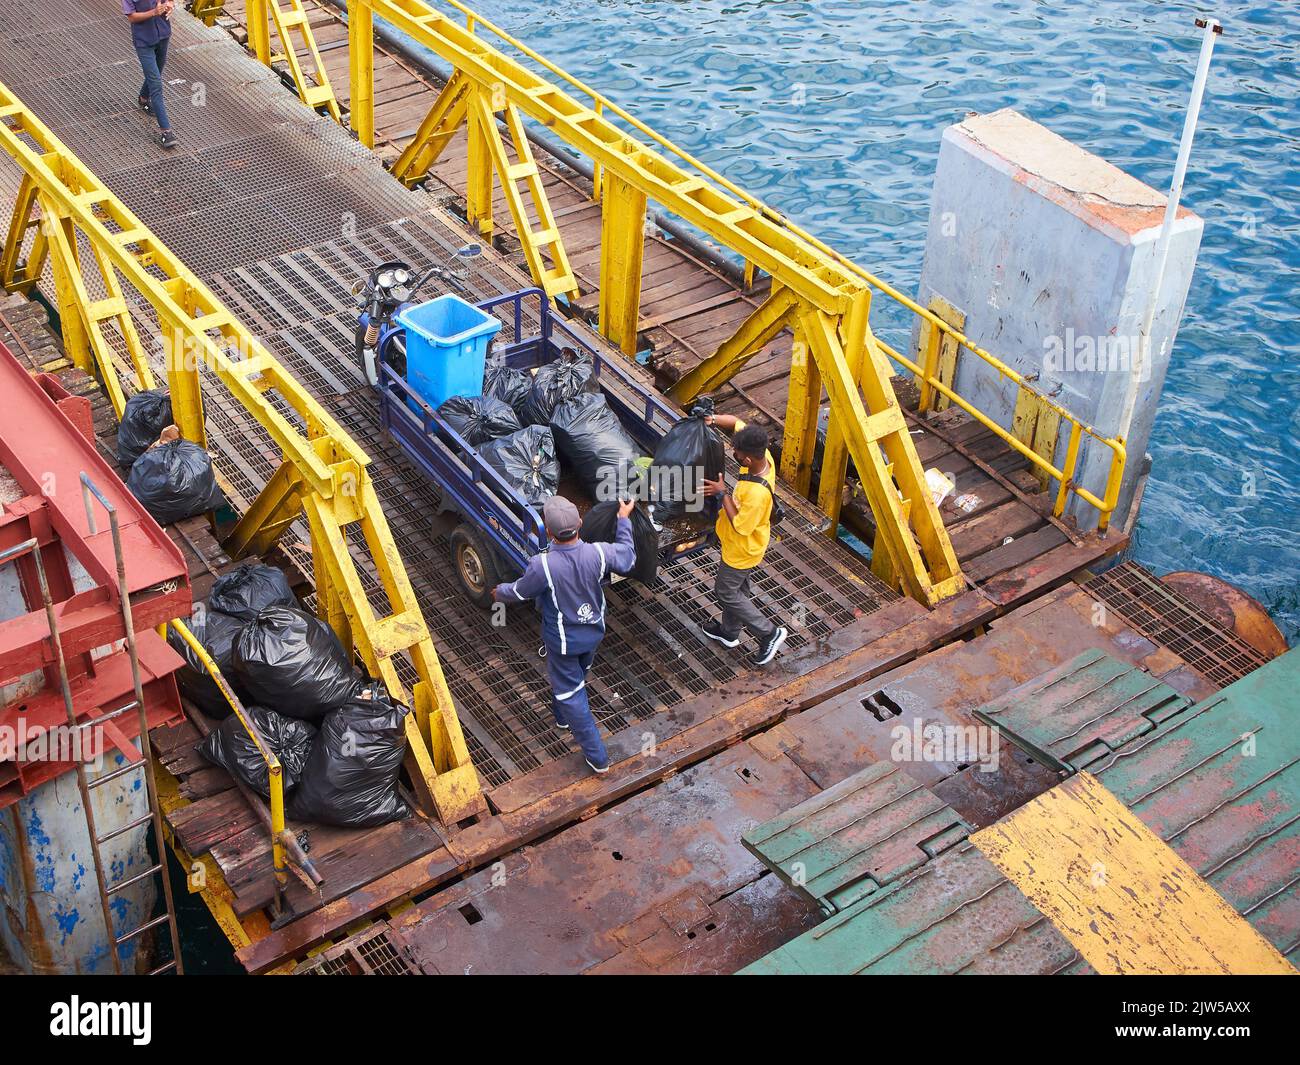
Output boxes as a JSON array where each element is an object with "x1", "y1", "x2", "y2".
[{"x1": 472, "y1": 0, "x2": 1300, "y2": 639}]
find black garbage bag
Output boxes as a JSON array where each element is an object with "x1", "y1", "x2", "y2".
[
  {"x1": 580, "y1": 500, "x2": 660, "y2": 584},
  {"x1": 521, "y1": 349, "x2": 597, "y2": 426},
  {"x1": 437, "y1": 393, "x2": 522, "y2": 447},
  {"x1": 288, "y1": 683, "x2": 411, "y2": 828},
  {"x1": 482, "y1": 363, "x2": 531, "y2": 419},
  {"x1": 200, "y1": 703, "x2": 316, "y2": 798},
  {"x1": 167, "y1": 607, "x2": 247, "y2": 719},
  {"x1": 231, "y1": 606, "x2": 358, "y2": 722},
  {"x1": 126, "y1": 440, "x2": 225, "y2": 526},
  {"x1": 650, "y1": 408, "x2": 726, "y2": 520},
  {"x1": 478, "y1": 425, "x2": 560, "y2": 505},
  {"x1": 549, "y1": 392, "x2": 643, "y2": 498},
  {"x1": 208, "y1": 562, "x2": 297, "y2": 622},
  {"x1": 116, "y1": 389, "x2": 173, "y2": 468}
]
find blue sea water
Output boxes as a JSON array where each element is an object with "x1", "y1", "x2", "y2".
[{"x1": 460, "y1": 0, "x2": 1299, "y2": 640}]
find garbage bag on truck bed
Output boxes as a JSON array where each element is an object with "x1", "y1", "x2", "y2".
[
  {"x1": 650, "y1": 406, "x2": 725, "y2": 521},
  {"x1": 581, "y1": 500, "x2": 660, "y2": 585},
  {"x1": 208, "y1": 562, "x2": 298, "y2": 622},
  {"x1": 167, "y1": 607, "x2": 247, "y2": 719},
  {"x1": 478, "y1": 425, "x2": 560, "y2": 505},
  {"x1": 482, "y1": 363, "x2": 532, "y2": 419},
  {"x1": 232, "y1": 606, "x2": 358, "y2": 722},
  {"x1": 200, "y1": 703, "x2": 316, "y2": 798},
  {"x1": 288, "y1": 683, "x2": 411, "y2": 828},
  {"x1": 549, "y1": 391, "x2": 643, "y2": 498},
  {"x1": 116, "y1": 389, "x2": 173, "y2": 468},
  {"x1": 437, "y1": 393, "x2": 522, "y2": 446},
  {"x1": 126, "y1": 439, "x2": 225, "y2": 526},
  {"x1": 521, "y1": 350, "x2": 597, "y2": 426}
]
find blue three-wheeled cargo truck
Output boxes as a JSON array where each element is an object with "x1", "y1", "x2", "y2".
[{"x1": 352, "y1": 262, "x2": 714, "y2": 607}]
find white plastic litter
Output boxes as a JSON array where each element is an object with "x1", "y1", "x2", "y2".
[{"x1": 925, "y1": 468, "x2": 956, "y2": 508}]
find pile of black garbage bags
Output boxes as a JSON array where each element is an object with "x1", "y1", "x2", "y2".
[
  {"x1": 177, "y1": 562, "x2": 410, "y2": 828},
  {"x1": 439, "y1": 350, "x2": 643, "y2": 507},
  {"x1": 117, "y1": 389, "x2": 225, "y2": 526}
]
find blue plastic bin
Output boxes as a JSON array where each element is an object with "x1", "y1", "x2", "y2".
[{"x1": 397, "y1": 294, "x2": 502, "y2": 410}]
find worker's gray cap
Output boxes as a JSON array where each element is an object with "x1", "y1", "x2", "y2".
[{"x1": 542, "y1": 496, "x2": 581, "y2": 539}]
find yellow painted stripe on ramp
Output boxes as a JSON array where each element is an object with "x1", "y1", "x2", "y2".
[{"x1": 971, "y1": 772, "x2": 1296, "y2": 975}]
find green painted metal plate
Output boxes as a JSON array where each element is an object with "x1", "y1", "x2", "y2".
[
  {"x1": 741, "y1": 761, "x2": 968, "y2": 915},
  {"x1": 745, "y1": 650, "x2": 1300, "y2": 975},
  {"x1": 974, "y1": 647, "x2": 1192, "y2": 772}
]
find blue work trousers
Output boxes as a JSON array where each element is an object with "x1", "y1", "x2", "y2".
[
  {"x1": 136, "y1": 39, "x2": 170, "y2": 131},
  {"x1": 544, "y1": 635, "x2": 607, "y2": 768}
]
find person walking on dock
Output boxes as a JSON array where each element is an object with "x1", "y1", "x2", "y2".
[
  {"x1": 700, "y1": 416, "x2": 788, "y2": 666},
  {"x1": 493, "y1": 496, "x2": 638, "y2": 775},
  {"x1": 123, "y1": 0, "x2": 177, "y2": 149}
]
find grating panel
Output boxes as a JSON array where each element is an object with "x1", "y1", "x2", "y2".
[
  {"x1": 1083, "y1": 562, "x2": 1268, "y2": 688},
  {"x1": 111, "y1": 153, "x2": 232, "y2": 219},
  {"x1": 0, "y1": 27, "x2": 99, "y2": 84}
]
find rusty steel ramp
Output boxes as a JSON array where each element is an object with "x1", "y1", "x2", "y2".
[
  {"x1": 745, "y1": 648, "x2": 1300, "y2": 975},
  {"x1": 314, "y1": 583, "x2": 1264, "y2": 975}
]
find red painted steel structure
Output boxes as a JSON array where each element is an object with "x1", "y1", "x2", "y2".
[{"x1": 0, "y1": 343, "x2": 190, "y2": 805}]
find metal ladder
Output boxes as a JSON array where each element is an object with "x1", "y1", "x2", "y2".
[
  {"x1": 79, "y1": 473, "x2": 184, "y2": 974},
  {"x1": 0, "y1": 474, "x2": 184, "y2": 973}
]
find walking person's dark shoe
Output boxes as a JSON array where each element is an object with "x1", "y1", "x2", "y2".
[
  {"x1": 751, "y1": 625, "x2": 788, "y2": 666},
  {"x1": 158, "y1": 129, "x2": 177, "y2": 150},
  {"x1": 138, "y1": 96, "x2": 152, "y2": 116},
  {"x1": 554, "y1": 719, "x2": 570, "y2": 732},
  {"x1": 700, "y1": 619, "x2": 740, "y2": 649},
  {"x1": 584, "y1": 756, "x2": 610, "y2": 775}
]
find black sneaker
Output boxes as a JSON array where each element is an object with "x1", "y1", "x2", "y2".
[
  {"x1": 701, "y1": 620, "x2": 740, "y2": 649},
  {"x1": 584, "y1": 756, "x2": 609, "y2": 775},
  {"x1": 138, "y1": 96, "x2": 152, "y2": 116},
  {"x1": 751, "y1": 625, "x2": 788, "y2": 666},
  {"x1": 554, "y1": 720, "x2": 570, "y2": 732},
  {"x1": 158, "y1": 129, "x2": 177, "y2": 150}
]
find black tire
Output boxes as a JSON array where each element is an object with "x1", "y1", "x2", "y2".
[{"x1": 450, "y1": 523, "x2": 502, "y2": 609}]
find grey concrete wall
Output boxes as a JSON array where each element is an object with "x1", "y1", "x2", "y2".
[{"x1": 915, "y1": 109, "x2": 1203, "y2": 529}]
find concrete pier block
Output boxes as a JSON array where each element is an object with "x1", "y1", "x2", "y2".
[{"x1": 915, "y1": 109, "x2": 1203, "y2": 529}]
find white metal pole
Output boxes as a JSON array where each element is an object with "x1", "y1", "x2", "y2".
[{"x1": 1116, "y1": 16, "x2": 1221, "y2": 447}]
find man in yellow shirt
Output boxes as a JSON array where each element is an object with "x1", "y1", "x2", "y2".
[{"x1": 700, "y1": 415, "x2": 788, "y2": 666}]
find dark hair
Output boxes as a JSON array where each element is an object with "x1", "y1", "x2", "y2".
[{"x1": 734, "y1": 424, "x2": 769, "y2": 457}]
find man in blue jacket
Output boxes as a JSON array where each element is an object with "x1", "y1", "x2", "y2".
[
  {"x1": 123, "y1": 0, "x2": 177, "y2": 149},
  {"x1": 493, "y1": 496, "x2": 637, "y2": 774}
]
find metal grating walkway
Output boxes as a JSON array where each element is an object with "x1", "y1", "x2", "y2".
[
  {"x1": 0, "y1": 2, "x2": 898, "y2": 789},
  {"x1": 1083, "y1": 562, "x2": 1268, "y2": 689}
]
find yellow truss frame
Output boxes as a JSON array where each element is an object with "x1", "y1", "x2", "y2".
[
  {"x1": 235, "y1": 0, "x2": 1129, "y2": 600},
  {"x1": 247, "y1": 0, "x2": 343, "y2": 121},
  {"x1": 0, "y1": 82, "x2": 483, "y2": 825},
  {"x1": 332, "y1": 0, "x2": 963, "y2": 604},
  {"x1": 188, "y1": 0, "x2": 225, "y2": 26}
]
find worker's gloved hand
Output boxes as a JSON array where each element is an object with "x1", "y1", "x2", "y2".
[{"x1": 617, "y1": 498, "x2": 636, "y2": 519}]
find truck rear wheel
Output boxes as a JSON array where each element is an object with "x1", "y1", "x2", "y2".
[{"x1": 450, "y1": 523, "x2": 502, "y2": 608}]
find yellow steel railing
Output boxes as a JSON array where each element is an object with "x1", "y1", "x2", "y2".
[
  {"x1": 0, "y1": 79, "x2": 484, "y2": 824},
  {"x1": 164, "y1": 619, "x2": 302, "y2": 910},
  {"x1": 424, "y1": 0, "x2": 1128, "y2": 530},
  {"x1": 240, "y1": 0, "x2": 1121, "y2": 604},
  {"x1": 882, "y1": 332, "x2": 1127, "y2": 530}
]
